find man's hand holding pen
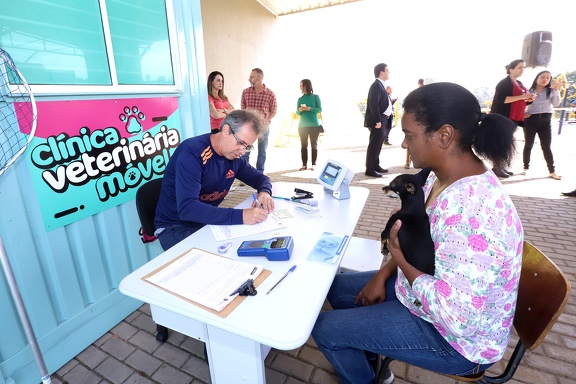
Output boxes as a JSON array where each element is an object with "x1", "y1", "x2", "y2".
[
  {"x1": 243, "y1": 192, "x2": 274, "y2": 225},
  {"x1": 255, "y1": 191, "x2": 274, "y2": 212}
]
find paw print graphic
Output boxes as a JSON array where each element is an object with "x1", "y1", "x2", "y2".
[
  {"x1": 127, "y1": 170, "x2": 137, "y2": 181},
  {"x1": 119, "y1": 106, "x2": 146, "y2": 134}
]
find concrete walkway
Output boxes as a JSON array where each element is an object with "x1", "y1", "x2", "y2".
[{"x1": 52, "y1": 121, "x2": 575, "y2": 384}]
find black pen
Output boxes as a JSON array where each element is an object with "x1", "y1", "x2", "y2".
[{"x1": 266, "y1": 265, "x2": 297, "y2": 295}]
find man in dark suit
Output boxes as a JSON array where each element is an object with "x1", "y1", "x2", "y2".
[{"x1": 364, "y1": 63, "x2": 392, "y2": 177}]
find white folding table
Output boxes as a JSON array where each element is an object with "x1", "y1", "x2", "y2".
[{"x1": 119, "y1": 182, "x2": 369, "y2": 384}]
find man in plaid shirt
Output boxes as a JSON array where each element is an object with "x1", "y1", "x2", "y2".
[{"x1": 240, "y1": 68, "x2": 277, "y2": 173}]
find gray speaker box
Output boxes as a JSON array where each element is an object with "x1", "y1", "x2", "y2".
[{"x1": 521, "y1": 31, "x2": 552, "y2": 67}]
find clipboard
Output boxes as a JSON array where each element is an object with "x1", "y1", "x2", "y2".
[{"x1": 142, "y1": 247, "x2": 271, "y2": 318}]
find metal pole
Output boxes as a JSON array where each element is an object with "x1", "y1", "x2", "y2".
[
  {"x1": 0, "y1": 236, "x2": 52, "y2": 384},
  {"x1": 558, "y1": 89, "x2": 569, "y2": 135}
]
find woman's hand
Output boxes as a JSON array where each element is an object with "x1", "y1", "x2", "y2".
[
  {"x1": 354, "y1": 268, "x2": 388, "y2": 306},
  {"x1": 388, "y1": 220, "x2": 425, "y2": 285},
  {"x1": 551, "y1": 78, "x2": 563, "y2": 90},
  {"x1": 387, "y1": 220, "x2": 406, "y2": 263}
]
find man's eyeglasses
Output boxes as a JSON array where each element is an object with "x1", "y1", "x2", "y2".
[{"x1": 229, "y1": 127, "x2": 254, "y2": 152}]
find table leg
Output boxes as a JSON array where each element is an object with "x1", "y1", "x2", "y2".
[
  {"x1": 206, "y1": 325, "x2": 271, "y2": 384},
  {"x1": 150, "y1": 305, "x2": 207, "y2": 340}
]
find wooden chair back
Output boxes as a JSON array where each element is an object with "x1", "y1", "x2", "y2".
[{"x1": 513, "y1": 241, "x2": 571, "y2": 351}]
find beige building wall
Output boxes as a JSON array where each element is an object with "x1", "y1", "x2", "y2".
[
  {"x1": 197, "y1": 1, "x2": 358, "y2": 151},
  {"x1": 198, "y1": 1, "x2": 370, "y2": 151},
  {"x1": 200, "y1": 0, "x2": 277, "y2": 109}
]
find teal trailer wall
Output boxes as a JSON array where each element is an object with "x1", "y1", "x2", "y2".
[{"x1": 0, "y1": 0, "x2": 208, "y2": 382}]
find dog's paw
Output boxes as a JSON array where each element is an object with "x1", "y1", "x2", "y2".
[{"x1": 381, "y1": 239, "x2": 390, "y2": 255}]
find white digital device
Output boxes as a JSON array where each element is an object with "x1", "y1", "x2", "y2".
[{"x1": 317, "y1": 159, "x2": 354, "y2": 200}]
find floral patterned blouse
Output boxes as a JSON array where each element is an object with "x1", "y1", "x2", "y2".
[{"x1": 395, "y1": 170, "x2": 524, "y2": 364}]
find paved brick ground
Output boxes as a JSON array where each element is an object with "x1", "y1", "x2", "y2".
[{"x1": 52, "y1": 122, "x2": 575, "y2": 383}]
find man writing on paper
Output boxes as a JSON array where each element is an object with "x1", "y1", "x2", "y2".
[{"x1": 154, "y1": 109, "x2": 275, "y2": 250}]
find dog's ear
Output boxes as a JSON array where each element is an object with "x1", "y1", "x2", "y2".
[
  {"x1": 405, "y1": 181, "x2": 416, "y2": 194},
  {"x1": 416, "y1": 168, "x2": 432, "y2": 186}
]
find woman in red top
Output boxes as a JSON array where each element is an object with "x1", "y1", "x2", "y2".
[
  {"x1": 207, "y1": 71, "x2": 234, "y2": 133},
  {"x1": 489, "y1": 59, "x2": 536, "y2": 178}
]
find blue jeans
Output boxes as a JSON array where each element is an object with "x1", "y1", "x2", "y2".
[
  {"x1": 241, "y1": 128, "x2": 269, "y2": 172},
  {"x1": 156, "y1": 225, "x2": 199, "y2": 251},
  {"x1": 311, "y1": 272, "x2": 492, "y2": 384}
]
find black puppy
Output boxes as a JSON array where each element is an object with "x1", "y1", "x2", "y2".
[{"x1": 381, "y1": 168, "x2": 435, "y2": 275}]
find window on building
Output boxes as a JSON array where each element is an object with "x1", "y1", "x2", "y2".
[
  {"x1": 0, "y1": 0, "x2": 175, "y2": 89},
  {"x1": 107, "y1": 0, "x2": 174, "y2": 85}
]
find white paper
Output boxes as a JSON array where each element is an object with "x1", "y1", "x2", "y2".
[
  {"x1": 145, "y1": 248, "x2": 263, "y2": 312},
  {"x1": 209, "y1": 213, "x2": 286, "y2": 241}
]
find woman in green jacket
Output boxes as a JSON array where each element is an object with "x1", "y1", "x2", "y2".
[{"x1": 296, "y1": 79, "x2": 322, "y2": 170}]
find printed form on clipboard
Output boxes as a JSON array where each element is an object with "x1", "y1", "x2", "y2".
[
  {"x1": 209, "y1": 213, "x2": 287, "y2": 241},
  {"x1": 143, "y1": 248, "x2": 263, "y2": 312}
]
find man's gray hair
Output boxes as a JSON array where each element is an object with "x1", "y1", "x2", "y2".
[{"x1": 221, "y1": 109, "x2": 267, "y2": 137}]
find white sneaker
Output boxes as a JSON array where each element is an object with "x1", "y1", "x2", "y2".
[
  {"x1": 375, "y1": 365, "x2": 395, "y2": 384},
  {"x1": 382, "y1": 370, "x2": 395, "y2": 384},
  {"x1": 549, "y1": 173, "x2": 562, "y2": 180},
  {"x1": 521, "y1": 169, "x2": 528, "y2": 176}
]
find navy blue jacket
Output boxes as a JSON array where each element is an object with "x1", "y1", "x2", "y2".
[{"x1": 155, "y1": 133, "x2": 272, "y2": 234}]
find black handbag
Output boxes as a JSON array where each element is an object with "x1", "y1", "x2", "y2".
[{"x1": 315, "y1": 95, "x2": 324, "y2": 133}]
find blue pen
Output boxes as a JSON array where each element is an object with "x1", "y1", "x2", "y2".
[
  {"x1": 272, "y1": 195, "x2": 290, "y2": 201},
  {"x1": 252, "y1": 193, "x2": 264, "y2": 209},
  {"x1": 266, "y1": 265, "x2": 297, "y2": 295}
]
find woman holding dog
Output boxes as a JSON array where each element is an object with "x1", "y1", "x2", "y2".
[{"x1": 312, "y1": 82, "x2": 524, "y2": 384}]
